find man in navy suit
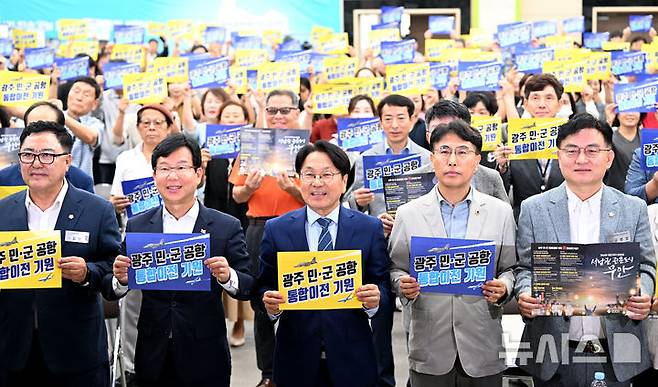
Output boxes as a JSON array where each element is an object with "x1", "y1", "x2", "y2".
[
  {"x1": 259, "y1": 140, "x2": 390, "y2": 387},
  {"x1": 0, "y1": 120, "x2": 121, "y2": 387},
  {"x1": 106, "y1": 134, "x2": 253, "y2": 387}
]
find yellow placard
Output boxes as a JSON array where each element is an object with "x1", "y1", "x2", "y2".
[
  {"x1": 58, "y1": 41, "x2": 99, "y2": 60},
  {"x1": 56, "y1": 19, "x2": 89, "y2": 41},
  {"x1": 278, "y1": 250, "x2": 362, "y2": 310},
  {"x1": 147, "y1": 57, "x2": 189, "y2": 83},
  {"x1": 642, "y1": 43, "x2": 658, "y2": 73},
  {"x1": 386, "y1": 62, "x2": 430, "y2": 96},
  {"x1": 0, "y1": 186, "x2": 27, "y2": 200},
  {"x1": 585, "y1": 52, "x2": 611, "y2": 80},
  {"x1": 542, "y1": 59, "x2": 586, "y2": 93},
  {"x1": 11, "y1": 29, "x2": 43, "y2": 49},
  {"x1": 323, "y1": 57, "x2": 358, "y2": 84},
  {"x1": 508, "y1": 118, "x2": 567, "y2": 160},
  {"x1": 318, "y1": 32, "x2": 349, "y2": 55},
  {"x1": 167, "y1": 20, "x2": 195, "y2": 41},
  {"x1": 368, "y1": 28, "x2": 401, "y2": 56},
  {"x1": 311, "y1": 83, "x2": 353, "y2": 115},
  {"x1": 147, "y1": 22, "x2": 167, "y2": 36},
  {"x1": 111, "y1": 44, "x2": 145, "y2": 69},
  {"x1": 602, "y1": 41, "x2": 630, "y2": 52},
  {"x1": 425, "y1": 39, "x2": 455, "y2": 61},
  {"x1": 471, "y1": 116, "x2": 502, "y2": 151},
  {"x1": 544, "y1": 35, "x2": 573, "y2": 50},
  {"x1": 352, "y1": 77, "x2": 385, "y2": 103},
  {"x1": 310, "y1": 25, "x2": 334, "y2": 47},
  {"x1": 263, "y1": 29, "x2": 284, "y2": 45},
  {"x1": 122, "y1": 72, "x2": 167, "y2": 105},
  {"x1": 256, "y1": 62, "x2": 300, "y2": 93},
  {"x1": 554, "y1": 48, "x2": 590, "y2": 62},
  {"x1": 0, "y1": 231, "x2": 61, "y2": 289},
  {"x1": 229, "y1": 66, "x2": 249, "y2": 94},
  {"x1": 234, "y1": 49, "x2": 268, "y2": 69},
  {"x1": 0, "y1": 71, "x2": 50, "y2": 107}
]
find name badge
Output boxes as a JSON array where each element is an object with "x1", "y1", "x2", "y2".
[
  {"x1": 610, "y1": 231, "x2": 632, "y2": 243},
  {"x1": 65, "y1": 230, "x2": 89, "y2": 244}
]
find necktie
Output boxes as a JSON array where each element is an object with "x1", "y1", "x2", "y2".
[{"x1": 316, "y1": 218, "x2": 333, "y2": 251}]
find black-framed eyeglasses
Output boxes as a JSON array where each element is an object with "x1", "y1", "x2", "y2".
[
  {"x1": 265, "y1": 107, "x2": 298, "y2": 116},
  {"x1": 559, "y1": 145, "x2": 611, "y2": 159},
  {"x1": 18, "y1": 152, "x2": 69, "y2": 165}
]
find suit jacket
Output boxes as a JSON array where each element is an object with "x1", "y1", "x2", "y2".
[
  {"x1": 388, "y1": 188, "x2": 516, "y2": 377},
  {"x1": 0, "y1": 184, "x2": 120, "y2": 374},
  {"x1": 514, "y1": 184, "x2": 657, "y2": 382},
  {"x1": 257, "y1": 206, "x2": 390, "y2": 387},
  {"x1": 415, "y1": 163, "x2": 509, "y2": 203},
  {"x1": 102, "y1": 203, "x2": 253, "y2": 385},
  {"x1": 0, "y1": 164, "x2": 95, "y2": 194},
  {"x1": 503, "y1": 158, "x2": 564, "y2": 219}
]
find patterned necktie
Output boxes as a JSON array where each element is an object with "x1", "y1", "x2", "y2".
[{"x1": 316, "y1": 217, "x2": 333, "y2": 251}]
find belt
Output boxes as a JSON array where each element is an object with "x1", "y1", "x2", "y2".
[
  {"x1": 248, "y1": 216, "x2": 275, "y2": 226},
  {"x1": 569, "y1": 339, "x2": 607, "y2": 354}
]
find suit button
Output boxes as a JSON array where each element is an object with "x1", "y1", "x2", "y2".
[{"x1": 171, "y1": 301, "x2": 177, "y2": 307}]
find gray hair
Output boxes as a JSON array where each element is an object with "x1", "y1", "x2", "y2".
[{"x1": 266, "y1": 89, "x2": 300, "y2": 107}]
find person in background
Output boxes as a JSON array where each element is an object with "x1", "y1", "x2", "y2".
[{"x1": 605, "y1": 108, "x2": 643, "y2": 192}]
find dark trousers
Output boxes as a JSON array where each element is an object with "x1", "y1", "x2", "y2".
[
  {"x1": 247, "y1": 221, "x2": 276, "y2": 379},
  {"x1": 96, "y1": 163, "x2": 116, "y2": 185},
  {"x1": 410, "y1": 355, "x2": 502, "y2": 387},
  {"x1": 632, "y1": 367, "x2": 658, "y2": 386},
  {"x1": 1, "y1": 330, "x2": 109, "y2": 387},
  {"x1": 371, "y1": 289, "x2": 395, "y2": 387}
]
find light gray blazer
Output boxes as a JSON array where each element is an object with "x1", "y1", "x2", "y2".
[
  {"x1": 514, "y1": 183, "x2": 657, "y2": 382},
  {"x1": 389, "y1": 188, "x2": 516, "y2": 377}
]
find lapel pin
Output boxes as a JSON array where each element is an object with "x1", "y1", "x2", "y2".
[
  {"x1": 608, "y1": 212, "x2": 615, "y2": 217},
  {"x1": 200, "y1": 228, "x2": 206, "y2": 234},
  {"x1": 68, "y1": 214, "x2": 74, "y2": 220}
]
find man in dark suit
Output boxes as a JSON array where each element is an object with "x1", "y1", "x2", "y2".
[
  {"x1": 259, "y1": 140, "x2": 389, "y2": 387},
  {"x1": 0, "y1": 120, "x2": 121, "y2": 387},
  {"x1": 106, "y1": 134, "x2": 253, "y2": 387}
]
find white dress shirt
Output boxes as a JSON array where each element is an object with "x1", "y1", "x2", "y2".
[
  {"x1": 565, "y1": 185, "x2": 605, "y2": 340},
  {"x1": 26, "y1": 180, "x2": 69, "y2": 231}
]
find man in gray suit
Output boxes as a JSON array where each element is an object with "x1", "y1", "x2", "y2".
[
  {"x1": 515, "y1": 113, "x2": 656, "y2": 386},
  {"x1": 389, "y1": 120, "x2": 516, "y2": 386}
]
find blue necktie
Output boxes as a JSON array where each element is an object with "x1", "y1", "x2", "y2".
[{"x1": 316, "y1": 218, "x2": 333, "y2": 251}]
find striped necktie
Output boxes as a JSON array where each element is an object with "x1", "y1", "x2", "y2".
[{"x1": 316, "y1": 217, "x2": 333, "y2": 251}]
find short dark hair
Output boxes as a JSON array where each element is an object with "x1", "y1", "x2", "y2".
[
  {"x1": 630, "y1": 36, "x2": 648, "y2": 45},
  {"x1": 609, "y1": 30, "x2": 623, "y2": 40},
  {"x1": 376, "y1": 94, "x2": 414, "y2": 119},
  {"x1": 218, "y1": 101, "x2": 249, "y2": 123},
  {"x1": 429, "y1": 119, "x2": 483, "y2": 154},
  {"x1": 295, "y1": 140, "x2": 351, "y2": 177},
  {"x1": 524, "y1": 73, "x2": 564, "y2": 100},
  {"x1": 266, "y1": 89, "x2": 300, "y2": 107},
  {"x1": 556, "y1": 113, "x2": 613, "y2": 148},
  {"x1": 425, "y1": 100, "x2": 471, "y2": 126},
  {"x1": 201, "y1": 88, "x2": 230, "y2": 116},
  {"x1": 348, "y1": 94, "x2": 376, "y2": 115},
  {"x1": 151, "y1": 134, "x2": 202, "y2": 169},
  {"x1": 24, "y1": 101, "x2": 65, "y2": 125},
  {"x1": 463, "y1": 92, "x2": 498, "y2": 116},
  {"x1": 68, "y1": 76, "x2": 102, "y2": 99},
  {"x1": 20, "y1": 121, "x2": 74, "y2": 153}
]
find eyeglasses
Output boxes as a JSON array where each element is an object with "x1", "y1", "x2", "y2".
[
  {"x1": 559, "y1": 145, "x2": 611, "y2": 159},
  {"x1": 300, "y1": 171, "x2": 341, "y2": 183},
  {"x1": 154, "y1": 165, "x2": 198, "y2": 176},
  {"x1": 265, "y1": 107, "x2": 297, "y2": 116},
  {"x1": 139, "y1": 120, "x2": 167, "y2": 127},
  {"x1": 18, "y1": 152, "x2": 69, "y2": 165},
  {"x1": 434, "y1": 146, "x2": 477, "y2": 160}
]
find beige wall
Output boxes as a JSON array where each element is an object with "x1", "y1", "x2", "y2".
[{"x1": 520, "y1": 0, "x2": 583, "y2": 21}]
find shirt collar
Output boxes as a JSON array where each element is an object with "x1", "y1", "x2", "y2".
[
  {"x1": 435, "y1": 186, "x2": 473, "y2": 207},
  {"x1": 565, "y1": 184, "x2": 603, "y2": 211},
  {"x1": 162, "y1": 200, "x2": 200, "y2": 223},
  {"x1": 306, "y1": 205, "x2": 340, "y2": 226},
  {"x1": 25, "y1": 179, "x2": 69, "y2": 212},
  {"x1": 384, "y1": 138, "x2": 411, "y2": 155}
]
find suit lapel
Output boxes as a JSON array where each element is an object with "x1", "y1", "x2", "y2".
[
  {"x1": 54, "y1": 187, "x2": 83, "y2": 231},
  {"x1": 335, "y1": 207, "x2": 355, "y2": 250},
  {"x1": 420, "y1": 189, "x2": 447, "y2": 237},
  {"x1": 289, "y1": 208, "x2": 310, "y2": 251},
  {"x1": 10, "y1": 192, "x2": 29, "y2": 230},
  {"x1": 599, "y1": 187, "x2": 620, "y2": 243},
  {"x1": 146, "y1": 207, "x2": 165, "y2": 233},
  {"x1": 192, "y1": 202, "x2": 212, "y2": 235},
  {"x1": 547, "y1": 185, "x2": 571, "y2": 243},
  {"x1": 465, "y1": 191, "x2": 487, "y2": 239}
]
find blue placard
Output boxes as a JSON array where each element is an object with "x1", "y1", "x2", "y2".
[
  {"x1": 381, "y1": 6, "x2": 404, "y2": 24},
  {"x1": 204, "y1": 26, "x2": 226, "y2": 44},
  {"x1": 410, "y1": 236, "x2": 496, "y2": 296},
  {"x1": 563, "y1": 16, "x2": 585, "y2": 33},
  {"x1": 496, "y1": 22, "x2": 532, "y2": 48},
  {"x1": 371, "y1": 22, "x2": 400, "y2": 31},
  {"x1": 246, "y1": 69, "x2": 258, "y2": 91},
  {"x1": 279, "y1": 39, "x2": 301, "y2": 52},
  {"x1": 532, "y1": 21, "x2": 558, "y2": 38},
  {"x1": 126, "y1": 233, "x2": 211, "y2": 291},
  {"x1": 121, "y1": 177, "x2": 163, "y2": 219},
  {"x1": 102, "y1": 61, "x2": 142, "y2": 90},
  {"x1": 583, "y1": 32, "x2": 610, "y2": 50},
  {"x1": 276, "y1": 49, "x2": 312, "y2": 77},
  {"x1": 428, "y1": 16, "x2": 455, "y2": 35},
  {"x1": 614, "y1": 80, "x2": 658, "y2": 113},
  {"x1": 188, "y1": 57, "x2": 230, "y2": 89},
  {"x1": 611, "y1": 51, "x2": 646, "y2": 75},
  {"x1": 24, "y1": 47, "x2": 55, "y2": 70},
  {"x1": 380, "y1": 40, "x2": 415, "y2": 65},
  {"x1": 362, "y1": 154, "x2": 422, "y2": 193},
  {"x1": 514, "y1": 48, "x2": 555, "y2": 72},
  {"x1": 458, "y1": 61, "x2": 503, "y2": 91},
  {"x1": 204, "y1": 124, "x2": 245, "y2": 159},
  {"x1": 0, "y1": 39, "x2": 12, "y2": 57},
  {"x1": 629, "y1": 15, "x2": 653, "y2": 33},
  {"x1": 310, "y1": 52, "x2": 331, "y2": 74},
  {"x1": 233, "y1": 35, "x2": 262, "y2": 50},
  {"x1": 113, "y1": 25, "x2": 145, "y2": 44},
  {"x1": 0, "y1": 127, "x2": 23, "y2": 169},
  {"x1": 336, "y1": 117, "x2": 383, "y2": 153},
  {"x1": 429, "y1": 62, "x2": 451, "y2": 90},
  {"x1": 641, "y1": 129, "x2": 658, "y2": 172},
  {"x1": 54, "y1": 57, "x2": 89, "y2": 81}
]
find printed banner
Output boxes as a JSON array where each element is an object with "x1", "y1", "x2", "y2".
[
  {"x1": 167, "y1": 20, "x2": 195, "y2": 42},
  {"x1": 352, "y1": 77, "x2": 385, "y2": 102},
  {"x1": 531, "y1": 243, "x2": 640, "y2": 316},
  {"x1": 234, "y1": 49, "x2": 268, "y2": 69},
  {"x1": 583, "y1": 32, "x2": 610, "y2": 50},
  {"x1": 256, "y1": 62, "x2": 300, "y2": 93},
  {"x1": 429, "y1": 62, "x2": 451, "y2": 90},
  {"x1": 629, "y1": 15, "x2": 653, "y2": 33},
  {"x1": 336, "y1": 117, "x2": 383, "y2": 153},
  {"x1": 122, "y1": 72, "x2": 167, "y2": 104},
  {"x1": 126, "y1": 233, "x2": 211, "y2": 291},
  {"x1": 496, "y1": 22, "x2": 532, "y2": 48},
  {"x1": 562, "y1": 16, "x2": 585, "y2": 34},
  {"x1": 362, "y1": 154, "x2": 422, "y2": 193},
  {"x1": 0, "y1": 230, "x2": 61, "y2": 289},
  {"x1": 56, "y1": 19, "x2": 88, "y2": 41},
  {"x1": 424, "y1": 39, "x2": 455, "y2": 61},
  {"x1": 614, "y1": 80, "x2": 658, "y2": 112},
  {"x1": 611, "y1": 51, "x2": 646, "y2": 75},
  {"x1": 457, "y1": 61, "x2": 503, "y2": 91},
  {"x1": 602, "y1": 41, "x2": 630, "y2": 52},
  {"x1": 238, "y1": 128, "x2": 309, "y2": 176},
  {"x1": 188, "y1": 57, "x2": 230, "y2": 89},
  {"x1": 229, "y1": 66, "x2": 248, "y2": 94},
  {"x1": 11, "y1": 29, "x2": 44, "y2": 49},
  {"x1": 471, "y1": 116, "x2": 503, "y2": 151},
  {"x1": 532, "y1": 21, "x2": 558, "y2": 38},
  {"x1": 65, "y1": 41, "x2": 99, "y2": 60},
  {"x1": 121, "y1": 177, "x2": 163, "y2": 219},
  {"x1": 276, "y1": 50, "x2": 312, "y2": 77},
  {"x1": 203, "y1": 26, "x2": 226, "y2": 44},
  {"x1": 54, "y1": 57, "x2": 89, "y2": 81},
  {"x1": 383, "y1": 172, "x2": 435, "y2": 216},
  {"x1": 324, "y1": 57, "x2": 359, "y2": 84},
  {"x1": 380, "y1": 40, "x2": 415, "y2": 65},
  {"x1": 317, "y1": 32, "x2": 348, "y2": 55},
  {"x1": 0, "y1": 127, "x2": 22, "y2": 170},
  {"x1": 110, "y1": 44, "x2": 145, "y2": 68},
  {"x1": 381, "y1": 6, "x2": 404, "y2": 24},
  {"x1": 515, "y1": 48, "x2": 555, "y2": 73},
  {"x1": 0, "y1": 72, "x2": 50, "y2": 107},
  {"x1": 278, "y1": 250, "x2": 363, "y2": 310},
  {"x1": 410, "y1": 237, "x2": 496, "y2": 296},
  {"x1": 310, "y1": 83, "x2": 352, "y2": 115},
  {"x1": 24, "y1": 47, "x2": 55, "y2": 70},
  {"x1": 148, "y1": 57, "x2": 189, "y2": 83},
  {"x1": 508, "y1": 118, "x2": 567, "y2": 160},
  {"x1": 103, "y1": 61, "x2": 142, "y2": 90},
  {"x1": 585, "y1": 52, "x2": 611, "y2": 81},
  {"x1": 542, "y1": 59, "x2": 586, "y2": 93},
  {"x1": 368, "y1": 28, "x2": 401, "y2": 57},
  {"x1": 386, "y1": 62, "x2": 430, "y2": 96},
  {"x1": 113, "y1": 25, "x2": 145, "y2": 45},
  {"x1": 640, "y1": 128, "x2": 658, "y2": 172},
  {"x1": 203, "y1": 124, "x2": 247, "y2": 159},
  {"x1": 233, "y1": 35, "x2": 262, "y2": 50},
  {"x1": 429, "y1": 16, "x2": 455, "y2": 35}
]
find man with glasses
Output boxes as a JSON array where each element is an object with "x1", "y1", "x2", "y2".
[
  {"x1": 514, "y1": 113, "x2": 655, "y2": 386},
  {"x1": 105, "y1": 134, "x2": 253, "y2": 387},
  {"x1": 389, "y1": 120, "x2": 516, "y2": 386},
  {"x1": 259, "y1": 140, "x2": 389, "y2": 387},
  {"x1": 0, "y1": 120, "x2": 121, "y2": 386},
  {"x1": 228, "y1": 89, "x2": 305, "y2": 387}
]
